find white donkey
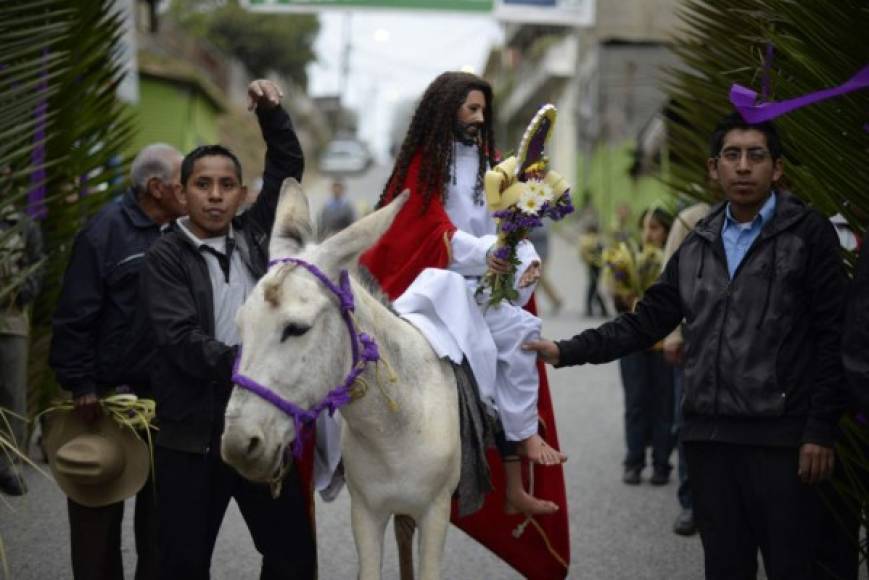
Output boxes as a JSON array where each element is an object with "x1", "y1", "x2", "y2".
[{"x1": 221, "y1": 179, "x2": 461, "y2": 580}]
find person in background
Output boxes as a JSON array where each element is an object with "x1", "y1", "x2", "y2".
[
  {"x1": 578, "y1": 222, "x2": 609, "y2": 318},
  {"x1": 317, "y1": 179, "x2": 356, "y2": 240},
  {"x1": 0, "y1": 165, "x2": 44, "y2": 497},
  {"x1": 661, "y1": 201, "x2": 710, "y2": 535},
  {"x1": 528, "y1": 223, "x2": 563, "y2": 314},
  {"x1": 616, "y1": 207, "x2": 675, "y2": 485}
]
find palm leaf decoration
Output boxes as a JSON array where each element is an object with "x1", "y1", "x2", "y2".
[
  {"x1": 1, "y1": 0, "x2": 135, "y2": 421},
  {"x1": 666, "y1": 0, "x2": 869, "y2": 564},
  {"x1": 665, "y1": 0, "x2": 868, "y2": 227}
]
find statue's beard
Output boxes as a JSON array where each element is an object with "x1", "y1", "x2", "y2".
[{"x1": 454, "y1": 121, "x2": 481, "y2": 146}]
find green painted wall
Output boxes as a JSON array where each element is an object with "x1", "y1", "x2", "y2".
[
  {"x1": 576, "y1": 140, "x2": 674, "y2": 233},
  {"x1": 128, "y1": 77, "x2": 222, "y2": 156}
]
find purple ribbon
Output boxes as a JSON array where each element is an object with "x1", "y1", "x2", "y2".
[
  {"x1": 27, "y1": 50, "x2": 49, "y2": 220},
  {"x1": 232, "y1": 257, "x2": 381, "y2": 458},
  {"x1": 730, "y1": 64, "x2": 869, "y2": 124}
]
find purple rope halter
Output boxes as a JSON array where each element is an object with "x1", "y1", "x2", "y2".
[{"x1": 232, "y1": 257, "x2": 381, "y2": 458}]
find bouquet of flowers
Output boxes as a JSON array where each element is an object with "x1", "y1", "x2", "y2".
[
  {"x1": 479, "y1": 104, "x2": 574, "y2": 306},
  {"x1": 601, "y1": 241, "x2": 664, "y2": 303}
]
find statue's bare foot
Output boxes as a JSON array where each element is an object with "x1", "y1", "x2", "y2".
[
  {"x1": 518, "y1": 434, "x2": 567, "y2": 465},
  {"x1": 505, "y1": 486, "x2": 559, "y2": 516}
]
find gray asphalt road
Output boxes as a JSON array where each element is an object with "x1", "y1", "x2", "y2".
[{"x1": 0, "y1": 166, "x2": 710, "y2": 579}]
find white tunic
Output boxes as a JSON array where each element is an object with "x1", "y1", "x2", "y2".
[{"x1": 394, "y1": 142, "x2": 543, "y2": 441}]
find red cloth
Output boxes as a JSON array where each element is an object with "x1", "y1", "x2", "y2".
[
  {"x1": 360, "y1": 155, "x2": 455, "y2": 298},
  {"x1": 295, "y1": 434, "x2": 318, "y2": 546},
  {"x1": 360, "y1": 154, "x2": 571, "y2": 579}
]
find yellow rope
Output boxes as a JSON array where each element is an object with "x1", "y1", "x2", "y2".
[
  {"x1": 347, "y1": 312, "x2": 400, "y2": 413},
  {"x1": 38, "y1": 395, "x2": 158, "y2": 483}
]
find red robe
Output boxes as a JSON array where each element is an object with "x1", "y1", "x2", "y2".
[{"x1": 360, "y1": 154, "x2": 570, "y2": 579}]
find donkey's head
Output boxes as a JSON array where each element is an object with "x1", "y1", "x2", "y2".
[{"x1": 220, "y1": 178, "x2": 407, "y2": 482}]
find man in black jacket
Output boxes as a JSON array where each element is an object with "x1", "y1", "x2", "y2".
[
  {"x1": 140, "y1": 83, "x2": 315, "y2": 579},
  {"x1": 50, "y1": 140, "x2": 184, "y2": 580},
  {"x1": 525, "y1": 113, "x2": 848, "y2": 580}
]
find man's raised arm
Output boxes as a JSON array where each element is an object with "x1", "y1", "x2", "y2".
[{"x1": 246, "y1": 79, "x2": 304, "y2": 234}]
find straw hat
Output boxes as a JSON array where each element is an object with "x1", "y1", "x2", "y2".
[{"x1": 43, "y1": 412, "x2": 149, "y2": 507}]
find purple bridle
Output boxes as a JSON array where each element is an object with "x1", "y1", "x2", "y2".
[{"x1": 231, "y1": 257, "x2": 381, "y2": 458}]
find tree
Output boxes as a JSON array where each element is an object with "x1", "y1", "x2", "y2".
[
  {"x1": 170, "y1": 0, "x2": 320, "y2": 89},
  {"x1": 665, "y1": 0, "x2": 868, "y2": 226},
  {"x1": 0, "y1": 0, "x2": 135, "y2": 412}
]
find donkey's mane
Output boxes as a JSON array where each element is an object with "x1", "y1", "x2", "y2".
[{"x1": 354, "y1": 265, "x2": 397, "y2": 315}]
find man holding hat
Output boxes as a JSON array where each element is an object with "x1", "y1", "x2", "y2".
[{"x1": 49, "y1": 135, "x2": 184, "y2": 579}]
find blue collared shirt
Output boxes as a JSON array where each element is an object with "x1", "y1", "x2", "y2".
[{"x1": 721, "y1": 192, "x2": 777, "y2": 278}]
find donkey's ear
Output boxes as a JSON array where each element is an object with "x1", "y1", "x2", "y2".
[
  {"x1": 318, "y1": 190, "x2": 410, "y2": 274},
  {"x1": 268, "y1": 178, "x2": 313, "y2": 259}
]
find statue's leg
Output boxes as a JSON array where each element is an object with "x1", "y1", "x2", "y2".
[
  {"x1": 351, "y1": 500, "x2": 388, "y2": 580},
  {"x1": 415, "y1": 494, "x2": 451, "y2": 580},
  {"x1": 394, "y1": 515, "x2": 416, "y2": 580}
]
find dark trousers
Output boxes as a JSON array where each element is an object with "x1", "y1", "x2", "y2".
[
  {"x1": 585, "y1": 265, "x2": 608, "y2": 317},
  {"x1": 814, "y1": 446, "x2": 864, "y2": 580},
  {"x1": 618, "y1": 350, "x2": 675, "y2": 470},
  {"x1": 68, "y1": 476, "x2": 158, "y2": 580},
  {"x1": 673, "y1": 368, "x2": 692, "y2": 509},
  {"x1": 155, "y1": 445, "x2": 316, "y2": 580},
  {"x1": 684, "y1": 442, "x2": 826, "y2": 580}
]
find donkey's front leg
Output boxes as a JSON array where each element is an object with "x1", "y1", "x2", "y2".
[
  {"x1": 415, "y1": 494, "x2": 452, "y2": 580},
  {"x1": 351, "y1": 499, "x2": 389, "y2": 580}
]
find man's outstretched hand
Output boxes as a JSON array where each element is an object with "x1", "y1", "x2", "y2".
[
  {"x1": 247, "y1": 79, "x2": 284, "y2": 111},
  {"x1": 522, "y1": 339, "x2": 560, "y2": 365}
]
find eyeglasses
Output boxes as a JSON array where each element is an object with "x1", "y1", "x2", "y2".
[{"x1": 717, "y1": 148, "x2": 772, "y2": 165}]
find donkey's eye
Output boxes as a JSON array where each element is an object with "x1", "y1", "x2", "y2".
[{"x1": 281, "y1": 324, "x2": 310, "y2": 342}]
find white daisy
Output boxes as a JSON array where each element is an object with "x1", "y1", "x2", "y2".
[
  {"x1": 518, "y1": 188, "x2": 543, "y2": 215},
  {"x1": 526, "y1": 179, "x2": 554, "y2": 203}
]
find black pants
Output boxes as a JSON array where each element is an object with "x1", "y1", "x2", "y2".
[
  {"x1": 585, "y1": 264, "x2": 608, "y2": 317},
  {"x1": 155, "y1": 445, "x2": 316, "y2": 580},
  {"x1": 68, "y1": 476, "x2": 158, "y2": 580},
  {"x1": 684, "y1": 442, "x2": 826, "y2": 580},
  {"x1": 673, "y1": 368, "x2": 692, "y2": 509},
  {"x1": 618, "y1": 350, "x2": 675, "y2": 471}
]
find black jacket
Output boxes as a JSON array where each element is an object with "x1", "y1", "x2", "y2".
[
  {"x1": 557, "y1": 192, "x2": 848, "y2": 448},
  {"x1": 142, "y1": 105, "x2": 302, "y2": 453},
  {"x1": 843, "y1": 241, "x2": 869, "y2": 415},
  {"x1": 50, "y1": 187, "x2": 164, "y2": 397}
]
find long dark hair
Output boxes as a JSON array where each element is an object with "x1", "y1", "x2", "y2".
[{"x1": 378, "y1": 71, "x2": 497, "y2": 210}]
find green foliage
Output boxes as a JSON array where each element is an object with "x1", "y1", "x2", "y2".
[
  {"x1": 665, "y1": 0, "x2": 869, "y2": 230},
  {"x1": 170, "y1": 0, "x2": 319, "y2": 88},
  {"x1": 0, "y1": 0, "x2": 135, "y2": 413}
]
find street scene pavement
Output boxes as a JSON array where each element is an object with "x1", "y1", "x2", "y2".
[{"x1": 1, "y1": 165, "x2": 708, "y2": 579}]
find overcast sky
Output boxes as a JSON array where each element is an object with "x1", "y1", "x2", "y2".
[{"x1": 307, "y1": 10, "x2": 504, "y2": 160}]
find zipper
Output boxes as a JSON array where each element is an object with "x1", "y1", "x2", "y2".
[
  {"x1": 712, "y1": 284, "x2": 731, "y2": 424},
  {"x1": 710, "y1": 232, "x2": 771, "y2": 422}
]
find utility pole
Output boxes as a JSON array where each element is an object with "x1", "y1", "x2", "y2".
[{"x1": 339, "y1": 11, "x2": 352, "y2": 99}]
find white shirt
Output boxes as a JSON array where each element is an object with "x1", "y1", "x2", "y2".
[
  {"x1": 176, "y1": 218, "x2": 256, "y2": 346},
  {"x1": 444, "y1": 142, "x2": 497, "y2": 277}
]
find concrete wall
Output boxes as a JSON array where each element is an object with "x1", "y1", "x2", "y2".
[{"x1": 595, "y1": 0, "x2": 681, "y2": 43}]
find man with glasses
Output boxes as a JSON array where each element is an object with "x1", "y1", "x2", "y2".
[{"x1": 525, "y1": 112, "x2": 848, "y2": 579}]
